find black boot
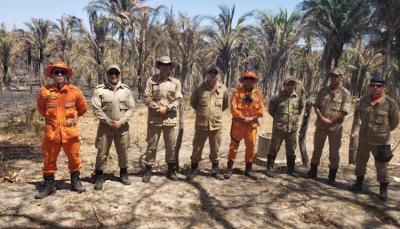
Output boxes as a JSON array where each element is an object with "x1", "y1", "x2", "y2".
[
  {"x1": 287, "y1": 155, "x2": 299, "y2": 177},
  {"x1": 307, "y1": 164, "x2": 318, "y2": 178},
  {"x1": 379, "y1": 182, "x2": 389, "y2": 201},
  {"x1": 265, "y1": 155, "x2": 275, "y2": 178},
  {"x1": 224, "y1": 160, "x2": 234, "y2": 179},
  {"x1": 349, "y1": 176, "x2": 364, "y2": 192},
  {"x1": 71, "y1": 171, "x2": 85, "y2": 193},
  {"x1": 167, "y1": 163, "x2": 178, "y2": 181},
  {"x1": 93, "y1": 170, "x2": 104, "y2": 191},
  {"x1": 328, "y1": 168, "x2": 338, "y2": 186},
  {"x1": 142, "y1": 165, "x2": 152, "y2": 183},
  {"x1": 186, "y1": 163, "x2": 198, "y2": 180},
  {"x1": 211, "y1": 163, "x2": 224, "y2": 180},
  {"x1": 120, "y1": 168, "x2": 131, "y2": 185},
  {"x1": 244, "y1": 163, "x2": 258, "y2": 180},
  {"x1": 35, "y1": 174, "x2": 56, "y2": 199}
]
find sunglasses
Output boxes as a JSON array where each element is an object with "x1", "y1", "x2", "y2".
[
  {"x1": 242, "y1": 77, "x2": 255, "y2": 81},
  {"x1": 209, "y1": 70, "x2": 219, "y2": 75},
  {"x1": 330, "y1": 74, "x2": 341, "y2": 78},
  {"x1": 369, "y1": 84, "x2": 384, "y2": 88},
  {"x1": 107, "y1": 71, "x2": 120, "y2": 76},
  {"x1": 286, "y1": 81, "x2": 296, "y2": 86},
  {"x1": 53, "y1": 69, "x2": 67, "y2": 75}
]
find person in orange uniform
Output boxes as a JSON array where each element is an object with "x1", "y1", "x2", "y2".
[
  {"x1": 35, "y1": 61, "x2": 88, "y2": 199},
  {"x1": 224, "y1": 71, "x2": 264, "y2": 180}
]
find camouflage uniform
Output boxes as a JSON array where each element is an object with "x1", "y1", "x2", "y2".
[
  {"x1": 352, "y1": 95, "x2": 399, "y2": 183},
  {"x1": 268, "y1": 90, "x2": 304, "y2": 158},
  {"x1": 190, "y1": 81, "x2": 229, "y2": 164}
]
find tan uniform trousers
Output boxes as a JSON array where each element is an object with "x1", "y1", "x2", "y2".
[
  {"x1": 268, "y1": 130, "x2": 297, "y2": 157},
  {"x1": 310, "y1": 126, "x2": 342, "y2": 169},
  {"x1": 95, "y1": 123, "x2": 130, "y2": 171},
  {"x1": 191, "y1": 128, "x2": 221, "y2": 164},
  {"x1": 355, "y1": 142, "x2": 389, "y2": 183},
  {"x1": 144, "y1": 124, "x2": 177, "y2": 166}
]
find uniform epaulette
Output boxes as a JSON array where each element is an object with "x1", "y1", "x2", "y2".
[
  {"x1": 120, "y1": 83, "x2": 131, "y2": 89},
  {"x1": 385, "y1": 96, "x2": 397, "y2": 105},
  {"x1": 95, "y1": 84, "x2": 105, "y2": 89}
]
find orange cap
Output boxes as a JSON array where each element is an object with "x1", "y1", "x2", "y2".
[
  {"x1": 239, "y1": 71, "x2": 259, "y2": 83},
  {"x1": 45, "y1": 61, "x2": 73, "y2": 78}
]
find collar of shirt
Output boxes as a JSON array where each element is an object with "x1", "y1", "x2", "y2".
[
  {"x1": 155, "y1": 74, "x2": 172, "y2": 83},
  {"x1": 369, "y1": 94, "x2": 385, "y2": 106}
]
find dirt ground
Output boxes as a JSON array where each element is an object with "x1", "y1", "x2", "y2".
[{"x1": 0, "y1": 90, "x2": 399, "y2": 228}]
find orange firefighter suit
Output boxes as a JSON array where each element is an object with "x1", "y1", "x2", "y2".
[
  {"x1": 37, "y1": 84, "x2": 88, "y2": 174},
  {"x1": 228, "y1": 87, "x2": 264, "y2": 163}
]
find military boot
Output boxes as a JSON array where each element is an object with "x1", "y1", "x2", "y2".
[
  {"x1": 93, "y1": 170, "x2": 104, "y2": 191},
  {"x1": 349, "y1": 176, "x2": 364, "y2": 192},
  {"x1": 120, "y1": 168, "x2": 131, "y2": 185},
  {"x1": 265, "y1": 155, "x2": 276, "y2": 178},
  {"x1": 142, "y1": 165, "x2": 152, "y2": 183},
  {"x1": 167, "y1": 163, "x2": 178, "y2": 181},
  {"x1": 224, "y1": 160, "x2": 234, "y2": 179},
  {"x1": 211, "y1": 163, "x2": 224, "y2": 180},
  {"x1": 379, "y1": 182, "x2": 389, "y2": 201},
  {"x1": 71, "y1": 171, "x2": 86, "y2": 193},
  {"x1": 186, "y1": 163, "x2": 198, "y2": 180},
  {"x1": 35, "y1": 174, "x2": 56, "y2": 199},
  {"x1": 328, "y1": 168, "x2": 338, "y2": 186},
  {"x1": 287, "y1": 155, "x2": 299, "y2": 178},
  {"x1": 244, "y1": 163, "x2": 258, "y2": 180},
  {"x1": 307, "y1": 164, "x2": 318, "y2": 178}
]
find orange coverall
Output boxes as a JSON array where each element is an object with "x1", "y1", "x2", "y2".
[
  {"x1": 37, "y1": 84, "x2": 88, "y2": 174},
  {"x1": 228, "y1": 87, "x2": 264, "y2": 163}
]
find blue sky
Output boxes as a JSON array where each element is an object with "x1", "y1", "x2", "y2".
[{"x1": 0, "y1": 0, "x2": 302, "y2": 30}]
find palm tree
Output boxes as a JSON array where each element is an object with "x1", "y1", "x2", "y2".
[
  {"x1": 165, "y1": 12, "x2": 205, "y2": 90},
  {"x1": 372, "y1": 0, "x2": 400, "y2": 78},
  {"x1": 206, "y1": 4, "x2": 252, "y2": 88},
  {"x1": 0, "y1": 25, "x2": 12, "y2": 88},
  {"x1": 253, "y1": 9, "x2": 300, "y2": 95},
  {"x1": 51, "y1": 15, "x2": 80, "y2": 63},
  {"x1": 23, "y1": 18, "x2": 53, "y2": 85},
  {"x1": 342, "y1": 40, "x2": 383, "y2": 96},
  {"x1": 87, "y1": 0, "x2": 147, "y2": 80},
  {"x1": 77, "y1": 10, "x2": 113, "y2": 84},
  {"x1": 301, "y1": 0, "x2": 372, "y2": 84},
  {"x1": 128, "y1": 6, "x2": 164, "y2": 98}
]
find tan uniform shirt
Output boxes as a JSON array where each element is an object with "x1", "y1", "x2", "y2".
[
  {"x1": 268, "y1": 90, "x2": 304, "y2": 132},
  {"x1": 92, "y1": 83, "x2": 135, "y2": 126},
  {"x1": 352, "y1": 95, "x2": 399, "y2": 145},
  {"x1": 144, "y1": 74, "x2": 183, "y2": 126},
  {"x1": 190, "y1": 81, "x2": 229, "y2": 131},
  {"x1": 314, "y1": 85, "x2": 351, "y2": 131}
]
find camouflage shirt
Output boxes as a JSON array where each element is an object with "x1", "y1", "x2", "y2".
[{"x1": 269, "y1": 90, "x2": 304, "y2": 132}]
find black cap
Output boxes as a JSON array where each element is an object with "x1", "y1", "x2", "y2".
[
  {"x1": 370, "y1": 76, "x2": 385, "y2": 84},
  {"x1": 207, "y1": 65, "x2": 219, "y2": 74}
]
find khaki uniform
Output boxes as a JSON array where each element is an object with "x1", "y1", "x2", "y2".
[
  {"x1": 190, "y1": 81, "x2": 229, "y2": 164},
  {"x1": 352, "y1": 95, "x2": 399, "y2": 182},
  {"x1": 311, "y1": 85, "x2": 351, "y2": 169},
  {"x1": 268, "y1": 91, "x2": 304, "y2": 157},
  {"x1": 143, "y1": 74, "x2": 183, "y2": 166},
  {"x1": 92, "y1": 82, "x2": 135, "y2": 171}
]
